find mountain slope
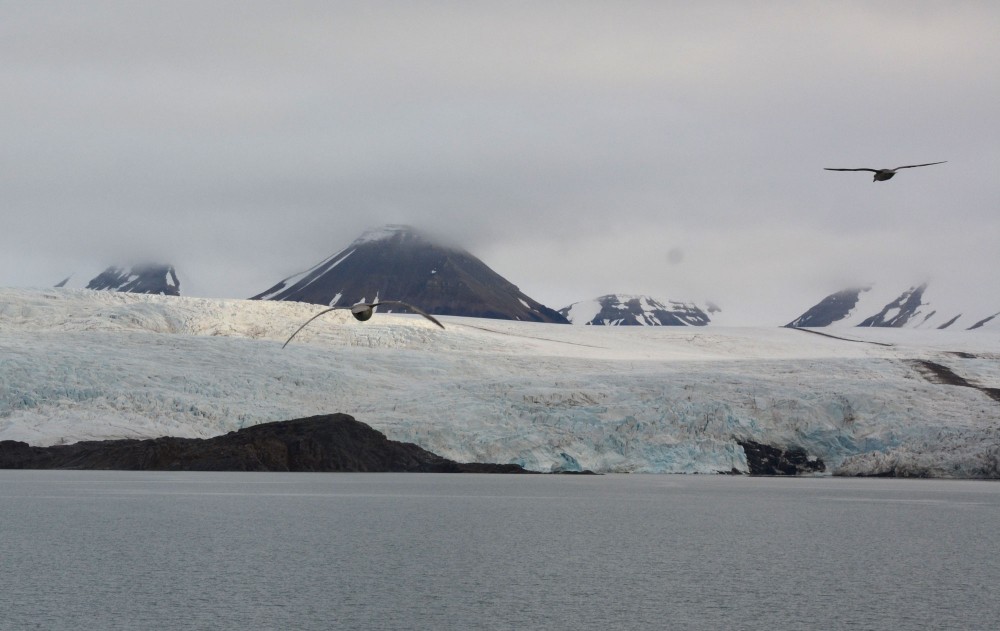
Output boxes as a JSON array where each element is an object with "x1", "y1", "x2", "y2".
[
  {"x1": 788, "y1": 283, "x2": 999, "y2": 330},
  {"x1": 560, "y1": 294, "x2": 711, "y2": 326},
  {"x1": 786, "y1": 287, "x2": 871, "y2": 328},
  {"x1": 251, "y1": 225, "x2": 567, "y2": 323}
]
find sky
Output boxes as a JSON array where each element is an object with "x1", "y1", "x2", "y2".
[{"x1": 2, "y1": 1, "x2": 998, "y2": 325}]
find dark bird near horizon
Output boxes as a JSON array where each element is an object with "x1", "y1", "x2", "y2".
[
  {"x1": 824, "y1": 161, "x2": 946, "y2": 181},
  {"x1": 282, "y1": 301, "x2": 444, "y2": 348}
]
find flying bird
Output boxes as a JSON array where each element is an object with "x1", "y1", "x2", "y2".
[
  {"x1": 824, "y1": 161, "x2": 946, "y2": 182},
  {"x1": 282, "y1": 301, "x2": 444, "y2": 348}
]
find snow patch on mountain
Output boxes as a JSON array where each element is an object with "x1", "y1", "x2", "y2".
[{"x1": 563, "y1": 299, "x2": 603, "y2": 325}]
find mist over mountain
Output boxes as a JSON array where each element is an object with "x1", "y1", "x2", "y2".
[
  {"x1": 560, "y1": 294, "x2": 712, "y2": 326},
  {"x1": 31, "y1": 227, "x2": 997, "y2": 330},
  {"x1": 251, "y1": 225, "x2": 568, "y2": 323}
]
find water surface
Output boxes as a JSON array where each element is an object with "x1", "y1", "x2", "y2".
[{"x1": 2, "y1": 472, "x2": 997, "y2": 630}]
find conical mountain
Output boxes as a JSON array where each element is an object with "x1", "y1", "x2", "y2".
[{"x1": 251, "y1": 225, "x2": 568, "y2": 323}]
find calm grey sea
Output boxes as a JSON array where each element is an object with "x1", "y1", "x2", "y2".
[{"x1": 1, "y1": 472, "x2": 997, "y2": 631}]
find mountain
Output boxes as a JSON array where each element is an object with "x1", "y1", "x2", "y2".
[
  {"x1": 787, "y1": 283, "x2": 999, "y2": 330},
  {"x1": 560, "y1": 294, "x2": 712, "y2": 326},
  {"x1": 251, "y1": 225, "x2": 568, "y2": 323},
  {"x1": 786, "y1": 287, "x2": 872, "y2": 328},
  {"x1": 85, "y1": 264, "x2": 180, "y2": 296}
]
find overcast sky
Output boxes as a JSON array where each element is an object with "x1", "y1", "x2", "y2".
[{"x1": 3, "y1": 1, "x2": 998, "y2": 324}]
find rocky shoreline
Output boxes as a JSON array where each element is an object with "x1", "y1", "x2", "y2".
[
  {"x1": 0, "y1": 413, "x2": 848, "y2": 477},
  {"x1": 0, "y1": 414, "x2": 531, "y2": 473}
]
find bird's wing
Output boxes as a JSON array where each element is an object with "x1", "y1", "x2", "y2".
[
  {"x1": 372, "y1": 301, "x2": 445, "y2": 329},
  {"x1": 892, "y1": 161, "x2": 947, "y2": 170},
  {"x1": 824, "y1": 167, "x2": 877, "y2": 172},
  {"x1": 281, "y1": 307, "x2": 340, "y2": 348}
]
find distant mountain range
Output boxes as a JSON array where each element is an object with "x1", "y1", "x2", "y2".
[
  {"x1": 787, "y1": 283, "x2": 998, "y2": 330},
  {"x1": 250, "y1": 225, "x2": 568, "y2": 323},
  {"x1": 50, "y1": 227, "x2": 997, "y2": 329},
  {"x1": 560, "y1": 294, "x2": 714, "y2": 326}
]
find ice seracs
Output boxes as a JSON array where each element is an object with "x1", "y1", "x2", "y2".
[
  {"x1": 824, "y1": 161, "x2": 946, "y2": 181},
  {"x1": 283, "y1": 300, "x2": 444, "y2": 348},
  {"x1": 4, "y1": 287, "x2": 1000, "y2": 477}
]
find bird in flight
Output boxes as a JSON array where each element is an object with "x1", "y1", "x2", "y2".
[
  {"x1": 282, "y1": 301, "x2": 444, "y2": 348},
  {"x1": 824, "y1": 161, "x2": 946, "y2": 182}
]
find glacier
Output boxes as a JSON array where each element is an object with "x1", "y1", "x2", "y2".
[{"x1": 2, "y1": 287, "x2": 999, "y2": 476}]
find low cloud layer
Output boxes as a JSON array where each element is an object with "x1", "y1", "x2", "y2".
[{"x1": 3, "y1": 2, "x2": 997, "y2": 323}]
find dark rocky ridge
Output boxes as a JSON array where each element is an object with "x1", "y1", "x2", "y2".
[
  {"x1": 858, "y1": 283, "x2": 928, "y2": 327},
  {"x1": 0, "y1": 414, "x2": 530, "y2": 473}
]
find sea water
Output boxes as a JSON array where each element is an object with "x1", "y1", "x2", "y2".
[{"x1": 1, "y1": 472, "x2": 998, "y2": 631}]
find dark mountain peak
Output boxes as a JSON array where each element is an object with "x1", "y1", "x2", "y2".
[
  {"x1": 251, "y1": 225, "x2": 568, "y2": 323},
  {"x1": 786, "y1": 286, "x2": 871, "y2": 328},
  {"x1": 560, "y1": 294, "x2": 711, "y2": 326},
  {"x1": 85, "y1": 263, "x2": 180, "y2": 296}
]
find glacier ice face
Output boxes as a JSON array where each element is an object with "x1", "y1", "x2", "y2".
[{"x1": 2, "y1": 287, "x2": 999, "y2": 476}]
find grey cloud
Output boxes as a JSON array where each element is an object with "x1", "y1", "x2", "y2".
[{"x1": 2, "y1": 2, "x2": 998, "y2": 322}]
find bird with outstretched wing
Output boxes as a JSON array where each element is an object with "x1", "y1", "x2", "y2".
[
  {"x1": 282, "y1": 301, "x2": 444, "y2": 348},
  {"x1": 824, "y1": 161, "x2": 946, "y2": 181}
]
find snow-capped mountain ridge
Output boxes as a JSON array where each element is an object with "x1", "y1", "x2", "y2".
[
  {"x1": 788, "y1": 283, "x2": 999, "y2": 330},
  {"x1": 85, "y1": 263, "x2": 180, "y2": 296},
  {"x1": 560, "y1": 294, "x2": 711, "y2": 326},
  {"x1": 857, "y1": 283, "x2": 929, "y2": 328}
]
